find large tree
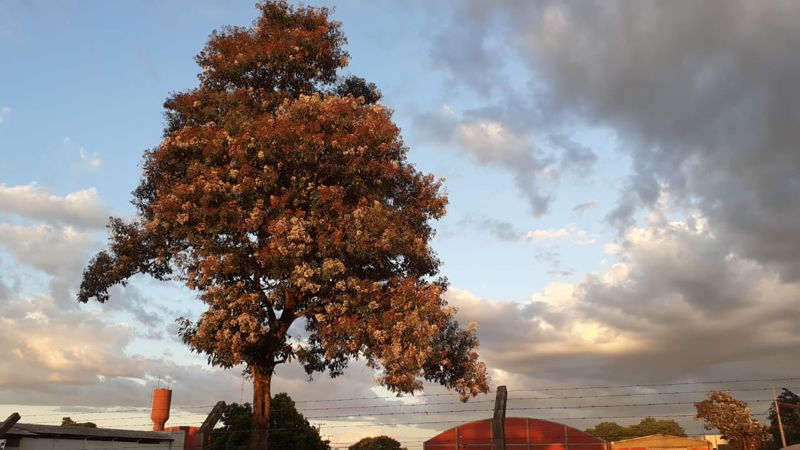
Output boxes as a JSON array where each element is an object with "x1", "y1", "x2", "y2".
[
  {"x1": 695, "y1": 391, "x2": 770, "y2": 450},
  {"x1": 77, "y1": 2, "x2": 489, "y2": 449},
  {"x1": 769, "y1": 388, "x2": 800, "y2": 448}
]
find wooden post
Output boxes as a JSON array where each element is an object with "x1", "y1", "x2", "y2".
[
  {"x1": 492, "y1": 386, "x2": 507, "y2": 450},
  {"x1": 198, "y1": 401, "x2": 227, "y2": 450},
  {"x1": 773, "y1": 387, "x2": 787, "y2": 448},
  {"x1": 0, "y1": 413, "x2": 20, "y2": 438}
]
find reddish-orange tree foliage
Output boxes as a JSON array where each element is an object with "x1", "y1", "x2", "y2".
[
  {"x1": 78, "y1": 2, "x2": 489, "y2": 449},
  {"x1": 695, "y1": 391, "x2": 771, "y2": 450}
]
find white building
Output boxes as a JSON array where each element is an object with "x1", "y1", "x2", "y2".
[{"x1": 1, "y1": 423, "x2": 183, "y2": 450}]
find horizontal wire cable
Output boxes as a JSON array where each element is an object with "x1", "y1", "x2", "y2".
[{"x1": 13, "y1": 383, "x2": 796, "y2": 419}]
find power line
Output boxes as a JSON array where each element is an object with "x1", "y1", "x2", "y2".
[
  {"x1": 509, "y1": 377, "x2": 800, "y2": 393},
  {"x1": 19, "y1": 397, "x2": 773, "y2": 425},
  {"x1": 14, "y1": 382, "x2": 797, "y2": 419}
]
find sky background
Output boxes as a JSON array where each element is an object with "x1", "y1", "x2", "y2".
[{"x1": 2, "y1": 0, "x2": 800, "y2": 448}]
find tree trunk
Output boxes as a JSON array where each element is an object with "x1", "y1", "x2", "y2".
[{"x1": 250, "y1": 366, "x2": 272, "y2": 450}]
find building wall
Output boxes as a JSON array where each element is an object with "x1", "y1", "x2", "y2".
[
  {"x1": 164, "y1": 427, "x2": 195, "y2": 450},
  {"x1": 18, "y1": 438, "x2": 177, "y2": 450},
  {"x1": 611, "y1": 435, "x2": 712, "y2": 450},
  {"x1": 703, "y1": 435, "x2": 728, "y2": 450}
]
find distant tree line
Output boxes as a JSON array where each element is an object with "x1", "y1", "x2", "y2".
[
  {"x1": 60, "y1": 417, "x2": 97, "y2": 428},
  {"x1": 694, "y1": 389, "x2": 800, "y2": 450},
  {"x1": 584, "y1": 388, "x2": 800, "y2": 450},
  {"x1": 585, "y1": 417, "x2": 686, "y2": 442}
]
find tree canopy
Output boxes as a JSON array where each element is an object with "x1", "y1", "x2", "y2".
[
  {"x1": 768, "y1": 388, "x2": 800, "y2": 448},
  {"x1": 60, "y1": 417, "x2": 97, "y2": 428},
  {"x1": 585, "y1": 417, "x2": 686, "y2": 442},
  {"x1": 695, "y1": 391, "x2": 770, "y2": 450},
  {"x1": 585, "y1": 422, "x2": 630, "y2": 442},
  {"x1": 209, "y1": 395, "x2": 330, "y2": 450},
  {"x1": 78, "y1": 1, "x2": 489, "y2": 449},
  {"x1": 349, "y1": 435, "x2": 406, "y2": 450}
]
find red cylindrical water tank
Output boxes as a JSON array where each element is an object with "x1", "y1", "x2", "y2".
[{"x1": 151, "y1": 388, "x2": 172, "y2": 431}]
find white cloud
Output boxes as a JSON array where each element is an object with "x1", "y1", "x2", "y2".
[
  {"x1": 0, "y1": 222, "x2": 97, "y2": 307},
  {"x1": 455, "y1": 120, "x2": 532, "y2": 164},
  {"x1": 80, "y1": 147, "x2": 102, "y2": 169},
  {"x1": 64, "y1": 136, "x2": 102, "y2": 170},
  {"x1": 447, "y1": 213, "x2": 800, "y2": 386},
  {"x1": 0, "y1": 183, "x2": 110, "y2": 229},
  {"x1": 0, "y1": 223, "x2": 94, "y2": 274},
  {"x1": 524, "y1": 225, "x2": 595, "y2": 244},
  {"x1": 417, "y1": 109, "x2": 597, "y2": 216},
  {"x1": 0, "y1": 106, "x2": 10, "y2": 123}
]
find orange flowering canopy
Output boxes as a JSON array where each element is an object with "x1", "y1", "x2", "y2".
[{"x1": 79, "y1": 1, "x2": 488, "y2": 400}]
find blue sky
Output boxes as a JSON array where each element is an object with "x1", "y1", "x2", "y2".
[{"x1": 3, "y1": 1, "x2": 800, "y2": 447}]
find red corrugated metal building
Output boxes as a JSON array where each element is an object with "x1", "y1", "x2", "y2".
[{"x1": 424, "y1": 417, "x2": 607, "y2": 450}]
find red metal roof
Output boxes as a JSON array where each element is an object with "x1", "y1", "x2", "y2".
[{"x1": 424, "y1": 417, "x2": 607, "y2": 450}]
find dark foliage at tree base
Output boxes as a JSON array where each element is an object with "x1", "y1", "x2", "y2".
[{"x1": 209, "y1": 394, "x2": 330, "y2": 450}]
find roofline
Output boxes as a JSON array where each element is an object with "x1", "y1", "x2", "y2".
[
  {"x1": 6, "y1": 423, "x2": 175, "y2": 442},
  {"x1": 423, "y1": 416, "x2": 608, "y2": 444}
]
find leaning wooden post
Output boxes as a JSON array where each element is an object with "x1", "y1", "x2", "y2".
[
  {"x1": 492, "y1": 386, "x2": 507, "y2": 450},
  {"x1": 198, "y1": 401, "x2": 227, "y2": 450},
  {"x1": 0, "y1": 413, "x2": 20, "y2": 438}
]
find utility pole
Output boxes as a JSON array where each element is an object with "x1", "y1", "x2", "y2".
[
  {"x1": 773, "y1": 387, "x2": 787, "y2": 448},
  {"x1": 492, "y1": 386, "x2": 507, "y2": 450}
]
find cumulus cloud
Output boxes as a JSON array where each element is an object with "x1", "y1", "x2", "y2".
[
  {"x1": 416, "y1": 106, "x2": 597, "y2": 216},
  {"x1": 0, "y1": 183, "x2": 110, "y2": 229},
  {"x1": 0, "y1": 223, "x2": 96, "y2": 307},
  {"x1": 0, "y1": 184, "x2": 198, "y2": 408},
  {"x1": 0, "y1": 291, "x2": 246, "y2": 408},
  {"x1": 0, "y1": 293, "x2": 137, "y2": 391},
  {"x1": 450, "y1": 214, "x2": 800, "y2": 386},
  {"x1": 433, "y1": 0, "x2": 800, "y2": 281}
]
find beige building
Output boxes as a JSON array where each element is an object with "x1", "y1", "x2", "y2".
[
  {"x1": 703, "y1": 434, "x2": 729, "y2": 450},
  {"x1": 610, "y1": 434, "x2": 713, "y2": 450}
]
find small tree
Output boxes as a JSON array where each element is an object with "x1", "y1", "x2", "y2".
[
  {"x1": 695, "y1": 391, "x2": 770, "y2": 450},
  {"x1": 77, "y1": 2, "x2": 489, "y2": 449},
  {"x1": 210, "y1": 395, "x2": 330, "y2": 450},
  {"x1": 769, "y1": 389, "x2": 800, "y2": 447},
  {"x1": 60, "y1": 417, "x2": 97, "y2": 428},
  {"x1": 349, "y1": 435, "x2": 406, "y2": 450}
]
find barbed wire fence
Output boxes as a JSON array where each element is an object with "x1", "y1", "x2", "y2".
[{"x1": 5, "y1": 377, "x2": 798, "y2": 450}]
